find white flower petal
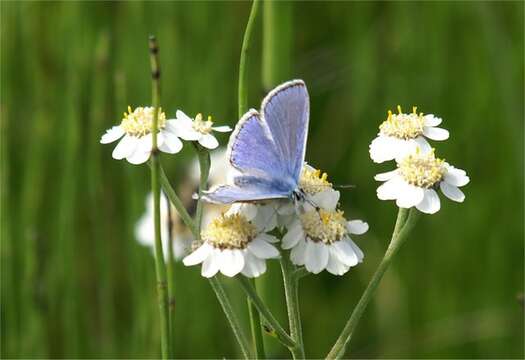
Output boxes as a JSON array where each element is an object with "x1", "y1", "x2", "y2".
[
  {"x1": 100, "y1": 126, "x2": 124, "y2": 144},
  {"x1": 440, "y1": 181, "x2": 465, "y2": 202},
  {"x1": 252, "y1": 205, "x2": 277, "y2": 231},
  {"x1": 127, "y1": 147, "x2": 151, "y2": 165},
  {"x1": 282, "y1": 222, "x2": 304, "y2": 249},
  {"x1": 183, "y1": 243, "x2": 213, "y2": 266},
  {"x1": 159, "y1": 130, "x2": 183, "y2": 154},
  {"x1": 112, "y1": 135, "x2": 138, "y2": 160},
  {"x1": 369, "y1": 135, "x2": 397, "y2": 163},
  {"x1": 423, "y1": 126, "x2": 449, "y2": 141},
  {"x1": 415, "y1": 188, "x2": 441, "y2": 214},
  {"x1": 326, "y1": 248, "x2": 350, "y2": 276},
  {"x1": 290, "y1": 240, "x2": 307, "y2": 265},
  {"x1": 346, "y1": 238, "x2": 364, "y2": 262},
  {"x1": 423, "y1": 114, "x2": 442, "y2": 127},
  {"x1": 413, "y1": 136, "x2": 432, "y2": 153},
  {"x1": 201, "y1": 250, "x2": 220, "y2": 278},
  {"x1": 218, "y1": 250, "x2": 245, "y2": 277},
  {"x1": 212, "y1": 125, "x2": 232, "y2": 133},
  {"x1": 396, "y1": 183, "x2": 425, "y2": 208},
  {"x1": 331, "y1": 240, "x2": 358, "y2": 267},
  {"x1": 374, "y1": 169, "x2": 399, "y2": 182},
  {"x1": 199, "y1": 134, "x2": 219, "y2": 149},
  {"x1": 241, "y1": 252, "x2": 267, "y2": 278},
  {"x1": 176, "y1": 110, "x2": 193, "y2": 122},
  {"x1": 377, "y1": 177, "x2": 404, "y2": 200},
  {"x1": 347, "y1": 220, "x2": 369, "y2": 235},
  {"x1": 444, "y1": 166, "x2": 470, "y2": 187},
  {"x1": 248, "y1": 237, "x2": 280, "y2": 259},
  {"x1": 310, "y1": 190, "x2": 340, "y2": 211},
  {"x1": 304, "y1": 241, "x2": 329, "y2": 274},
  {"x1": 257, "y1": 233, "x2": 279, "y2": 244}
]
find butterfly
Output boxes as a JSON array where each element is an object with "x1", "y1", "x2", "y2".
[{"x1": 202, "y1": 79, "x2": 309, "y2": 204}]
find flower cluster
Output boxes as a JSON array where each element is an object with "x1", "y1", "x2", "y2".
[
  {"x1": 183, "y1": 164, "x2": 368, "y2": 277},
  {"x1": 100, "y1": 106, "x2": 231, "y2": 164},
  {"x1": 370, "y1": 106, "x2": 469, "y2": 214}
]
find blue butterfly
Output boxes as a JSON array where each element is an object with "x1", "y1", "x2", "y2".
[{"x1": 203, "y1": 79, "x2": 309, "y2": 204}]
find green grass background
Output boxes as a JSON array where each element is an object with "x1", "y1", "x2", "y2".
[{"x1": 1, "y1": 1, "x2": 523, "y2": 358}]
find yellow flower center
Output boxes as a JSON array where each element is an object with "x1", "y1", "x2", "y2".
[
  {"x1": 379, "y1": 106, "x2": 425, "y2": 140},
  {"x1": 398, "y1": 149, "x2": 446, "y2": 188},
  {"x1": 300, "y1": 209, "x2": 347, "y2": 244},
  {"x1": 120, "y1": 106, "x2": 166, "y2": 138},
  {"x1": 201, "y1": 213, "x2": 257, "y2": 250},
  {"x1": 192, "y1": 113, "x2": 214, "y2": 134},
  {"x1": 299, "y1": 167, "x2": 332, "y2": 195}
]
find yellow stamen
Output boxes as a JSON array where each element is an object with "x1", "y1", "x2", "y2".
[
  {"x1": 299, "y1": 167, "x2": 332, "y2": 195},
  {"x1": 398, "y1": 149, "x2": 446, "y2": 188},
  {"x1": 379, "y1": 105, "x2": 425, "y2": 140},
  {"x1": 120, "y1": 106, "x2": 166, "y2": 138},
  {"x1": 192, "y1": 113, "x2": 214, "y2": 134},
  {"x1": 201, "y1": 213, "x2": 257, "y2": 250},
  {"x1": 300, "y1": 209, "x2": 347, "y2": 245}
]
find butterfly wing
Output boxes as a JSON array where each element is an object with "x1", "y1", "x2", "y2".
[
  {"x1": 202, "y1": 176, "x2": 291, "y2": 204},
  {"x1": 261, "y1": 80, "x2": 309, "y2": 183},
  {"x1": 203, "y1": 80, "x2": 309, "y2": 204}
]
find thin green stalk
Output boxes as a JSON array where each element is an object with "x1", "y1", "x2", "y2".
[
  {"x1": 148, "y1": 35, "x2": 170, "y2": 360},
  {"x1": 158, "y1": 165, "x2": 197, "y2": 238},
  {"x1": 238, "y1": 0, "x2": 260, "y2": 118},
  {"x1": 194, "y1": 143, "x2": 210, "y2": 238},
  {"x1": 248, "y1": 282, "x2": 266, "y2": 359},
  {"x1": 237, "y1": 277, "x2": 296, "y2": 349},
  {"x1": 166, "y1": 196, "x2": 176, "y2": 358},
  {"x1": 238, "y1": 1, "x2": 265, "y2": 358},
  {"x1": 326, "y1": 208, "x2": 420, "y2": 359},
  {"x1": 280, "y1": 255, "x2": 305, "y2": 359},
  {"x1": 210, "y1": 277, "x2": 253, "y2": 359},
  {"x1": 159, "y1": 162, "x2": 252, "y2": 357}
]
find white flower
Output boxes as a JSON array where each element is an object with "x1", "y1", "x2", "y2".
[
  {"x1": 135, "y1": 193, "x2": 193, "y2": 260},
  {"x1": 100, "y1": 106, "x2": 183, "y2": 165},
  {"x1": 169, "y1": 110, "x2": 232, "y2": 150},
  {"x1": 369, "y1": 106, "x2": 449, "y2": 163},
  {"x1": 281, "y1": 191, "x2": 367, "y2": 276},
  {"x1": 375, "y1": 148, "x2": 470, "y2": 214},
  {"x1": 183, "y1": 204, "x2": 280, "y2": 278}
]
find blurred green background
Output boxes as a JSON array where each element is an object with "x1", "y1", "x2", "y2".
[{"x1": 1, "y1": 1, "x2": 523, "y2": 358}]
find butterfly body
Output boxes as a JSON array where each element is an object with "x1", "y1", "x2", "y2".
[{"x1": 203, "y1": 80, "x2": 309, "y2": 205}]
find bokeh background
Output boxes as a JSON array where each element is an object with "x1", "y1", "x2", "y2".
[{"x1": 2, "y1": 1, "x2": 523, "y2": 358}]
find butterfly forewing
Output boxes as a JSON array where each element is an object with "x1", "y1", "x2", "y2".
[{"x1": 261, "y1": 80, "x2": 309, "y2": 183}]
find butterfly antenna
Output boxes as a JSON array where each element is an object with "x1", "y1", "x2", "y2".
[{"x1": 333, "y1": 184, "x2": 356, "y2": 190}]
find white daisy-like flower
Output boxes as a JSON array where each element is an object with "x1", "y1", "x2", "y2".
[
  {"x1": 100, "y1": 106, "x2": 183, "y2": 165},
  {"x1": 135, "y1": 193, "x2": 193, "y2": 260},
  {"x1": 182, "y1": 204, "x2": 280, "y2": 278},
  {"x1": 375, "y1": 147, "x2": 470, "y2": 214},
  {"x1": 170, "y1": 110, "x2": 232, "y2": 150},
  {"x1": 369, "y1": 106, "x2": 449, "y2": 163},
  {"x1": 282, "y1": 191, "x2": 367, "y2": 276}
]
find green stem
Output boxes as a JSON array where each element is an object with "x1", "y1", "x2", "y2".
[
  {"x1": 326, "y1": 208, "x2": 420, "y2": 359},
  {"x1": 210, "y1": 277, "x2": 253, "y2": 359},
  {"x1": 237, "y1": 277, "x2": 296, "y2": 349},
  {"x1": 148, "y1": 35, "x2": 170, "y2": 360},
  {"x1": 194, "y1": 143, "x2": 210, "y2": 238},
  {"x1": 238, "y1": 1, "x2": 266, "y2": 358},
  {"x1": 238, "y1": 0, "x2": 260, "y2": 118},
  {"x1": 280, "y1": 255, "x2": 305, "y2": 359},
  {"x1": 158, "y1": 165, "x2": 197, "y2": 238},
  {"x1": 248, "y1": 279, "x2": 266, "y2": 359},
  {"x1": 166, "y1": 195, "x2": 176, "y2": 358}
]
